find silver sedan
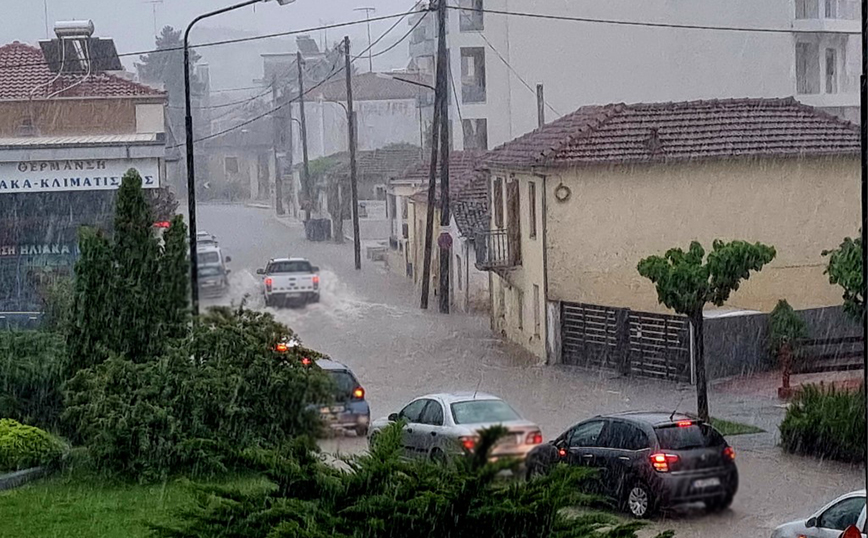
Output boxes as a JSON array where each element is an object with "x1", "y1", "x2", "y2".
[
  {"x1": 771, "y1": 490, "x2": 865, "y2": 538},
  {"x1": 368, "y1": 392, "x2": 543, "y2": 462}
]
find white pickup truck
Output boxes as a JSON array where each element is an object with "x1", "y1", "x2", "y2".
[{"x1": 256, "y1": 258, "x2": 320, "y2": 307}]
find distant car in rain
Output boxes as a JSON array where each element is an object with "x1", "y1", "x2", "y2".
[
  {"x1": 256, "y1": 258, "x2": 320, "y2": 307},
  {"x1": 368, "y1": 392, "x2": 542, "y2": 463},
  {"x1": 198, "y1": 264, "x2": 229, "y2": 298},
  {"x1": 197, "y1": 244, "x2": 230, "y2": 269},
  {"x1": 312, "y1": 359, "x2": 370, "y2": 437},
  {"x1": 196, "y1": 231, "x2": 218, "y2": 247},
  {"x1": 771, "y1": 490, "x2": 865, "y2": 538},
  {"x1": 524, "y1": 411, "x2": 738, "y2": 519}
]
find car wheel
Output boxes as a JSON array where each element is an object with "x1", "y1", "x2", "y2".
[
  {"x1": 310, "y1": 293, "x2": 320, "y2": 304},
  {"x1": 430, "y1": 448, "x2": 446, "y2": 463},
  {"x1": 264, "y1": 296, "x2": 272, "y2": 307},
  {"x1": 706, "y1": 492, "x2": 734, "y2": 512},
  {"x1": 355, "y1": 425, "x2": 368, "y2": 437},
  {"x1": 525, "y1": 461, "x2": 547, "y2": 481},
  {"x1": 368, "y1": 432, "x2": 379, "y2": 449},
  {"x1": 625, "y1": 482, "x2": 656, "y2": 519}
]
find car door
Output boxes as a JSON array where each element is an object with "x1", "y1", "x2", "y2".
[
  {"x1": 416, "y1": 399, "x2": 446, "y2": 457},
  {"x1": 809, "y1": 496, "x2": 866, "y2": 538},
  {"x1": 397, "y1": 399, "x2": 429, "y2": 457},
  {"x1": 596, "y1": 420, "x2": 651, "y2": 499},
  {"x1": 564, "y1": 419, "x2": 610, "y2": 489}
]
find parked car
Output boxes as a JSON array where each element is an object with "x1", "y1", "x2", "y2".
[
  {"x1": 198, "y1": 264, "x2": 229, "y2": 298},
  {"x1": 771, "y1": 490, "x2": 866, "y2": 538},
  {"x1": 525, "y1": 411, "x2": 738, "y2": 518},
  {"x1": 197, "y1": 244, "x2": 230, "y2": 269},
  {"x1": 368, "y1": 392, "x2": 542, "y2": 462},
  {"x1": 256, "y1": 258, "x2": 320, "y2": 307},
  {"x1": 196, "y1": 231, "x2": 218, "y2": 247},
  {"x1": 314, "y1": 359, "x2": 370, "y2": 436}
]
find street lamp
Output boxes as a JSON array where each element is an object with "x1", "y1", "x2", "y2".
[{"x1": 184, "y1": 0, "x2": 295, "y2": 317}]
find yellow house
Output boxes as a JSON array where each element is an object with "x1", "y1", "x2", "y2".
[{"x1": 478, "y1": 98, "x2": 859, "y2": 367}]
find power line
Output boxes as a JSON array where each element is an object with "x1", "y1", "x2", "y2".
[
  {"x1": 446, "y1": 5, "x2": 860, "y2": 35},
  {"x1": 369, "y1": 9, "x2": 429, "y2": 59}
]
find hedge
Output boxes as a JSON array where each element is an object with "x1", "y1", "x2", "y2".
[
  {"x1": 0, "y1": 419, "x2": 66, "y2": 473},
  {"x1": 780, "y1": 383, "x2": 865, "y2": 463}
]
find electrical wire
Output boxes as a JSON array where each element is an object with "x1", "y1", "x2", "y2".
[
  {"x1": 445, "y1": 4, "x2": 860, "y2": 35},
  {"x1": 368, "y1": 9, "x2": 429, "y2": 59}
]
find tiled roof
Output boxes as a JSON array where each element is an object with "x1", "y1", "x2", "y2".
[
  {"x1": 452, "y1": 199, "x2": 489, "y2": 239},
  {"x1": 0, "y1": 41, "x2": 163, "y2": 100},
  {"x1": 401, "y1": 150, "x2": 487, "y2": 188},
  {"x1": 324, "y1": 145, "x2": 422, "y2": 183},
  {"x1": 307, "y1": 71, "x2": 432, "y2": 102},
  {"x1": 485, "y1": 98, "x2": 859, "y2": 169}
]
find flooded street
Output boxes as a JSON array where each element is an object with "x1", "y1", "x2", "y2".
[{"x1": 200, "y1": 203, "x2": 864, "y2": 538}]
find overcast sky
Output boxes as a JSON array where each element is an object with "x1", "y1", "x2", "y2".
[{"x1": 4, "y1": 0, "x2": 418, "y2": 84}]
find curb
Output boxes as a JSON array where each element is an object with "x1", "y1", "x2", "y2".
[
  {"x1": 0, "y1": 467, "x2": 47, "y2": 492},
  {"x1": 244, "y1": 202, "x2": 272, "y2": 210}
]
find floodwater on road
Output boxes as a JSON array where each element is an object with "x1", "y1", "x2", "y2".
[{"x1": 199, "y1": 203, "x2": 863, "y2": 538}]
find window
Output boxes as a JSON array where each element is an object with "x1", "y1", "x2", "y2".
[
  {"x1": 456, "y1": 254, "x2": 463, "y2": 290},
  {"x1": 374, "y1": 185, "x2": 387, "y2": 201},
  {"x1": 420, "y1": 400, "x2": 445, "y2": 426},
  {"x1": 401, "y1": 198, "x2": 408, "y2": 219},
  {"x1": 506, "y1": 179, "x2": 522, "y2": 265},
  {"x1": 605, "y1": 422, "x2": 650, "y2": 451},
  {"x1": 516, "y1": 287, "x2": 524, "y2": 331},
  {"x1": 462, "y1": 118, "x2": 488, "y2": 150},
  {"x1": 825, "y1": 0, "x2": 837, "y2": 17},
  {"x1": 459, "y1": 0, "x2": 484, "y2": 31},
  {"x1": 528, "y1": 182, "x2": 537, "y2": 239},
  {"x1": 533, "y1": 284, "x2": 540, "y2": 337},
  {"x1": 796, "y1": 42, "x2": 820, "y2": 94},
  {"x1": 461, "y1": 47, "x2": 486, "y2": 103},
  {"x1": 796, "y1": 0, "x2": 819, "y2": 18},
  {"x1": 493, "y1": 177, "x2": 504, "y2": 228},
  {"x1": 450, "y1": 399, "x2": 520, "y2": 425},
  {"x1": 224, "y1": 156, "x2": 239, "y2": 174},
  {"x1": 654, "y1": 424, "x2": 725, "y2": 450},
  {"x1": 266, "y1": 260, "x2": 312, "y2": 273},
  {"x1": 399, "y1": 399, "x2": 430, "y2": 423},
  {"x1": 817, "y1": 497, "x2": 866, "y2": 531},
  {"x1": 568, "y1": 420, "x2": 606, "y2": 448},
  {"x1": 825, "y1": 48, "x2": 838, "y2": 94},
  {"x1": 327, "y1": 370, "x2": 359, "y2": 402}
]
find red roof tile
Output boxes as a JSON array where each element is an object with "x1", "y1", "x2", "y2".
[
  {"x1": 485, "y1": 98, "x2": 859, "y2": 169},
  {"x1": 0, "y1": 41, "x2": 163, "y2": 100}
]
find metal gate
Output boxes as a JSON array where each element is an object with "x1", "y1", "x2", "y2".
[{"x1": 561, "y1": 302, "x2": 692, "y2": 383}]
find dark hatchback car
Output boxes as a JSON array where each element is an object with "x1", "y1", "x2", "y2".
[
  {"x1": 316, "y1": 359, "x2": 370, "y2": 436},
  {"x1": 525, "y1": 412, "x2": 738, "y2": 518}
]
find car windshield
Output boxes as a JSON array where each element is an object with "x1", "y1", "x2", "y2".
[
  {"x1": 450, "y1": 400, "x2": 520, "y2": 425},
  {"x1": 199, "y1": 251, "x2": 220, "y2": 265},
  {"x1": 268, "y1": 261, "x2": 312, "y2": 273},
  {"x1": 327, "y1": 370, "x2": 357, "y2": 401},
  {"x1": 654, "y1": 424, "x2": 725, "y2": 450}
]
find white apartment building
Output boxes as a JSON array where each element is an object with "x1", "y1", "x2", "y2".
[{"x1": 408, "y1": 0, "x2": 860, "y2": 151}]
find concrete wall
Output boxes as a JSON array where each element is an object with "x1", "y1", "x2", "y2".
[
  {"x1": 0, "y1": 98, "x2": 164, "y2": 136},
  {"x1": 542, "y1": 157, "x2": 859, "y2": 314}
]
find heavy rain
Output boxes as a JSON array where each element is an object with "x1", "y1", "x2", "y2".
[{"x1": 0, "y1": 1, "x2": 866, "y2": 538}]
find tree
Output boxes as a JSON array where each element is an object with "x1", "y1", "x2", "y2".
[
  {"x1": 136, "y1": 26, "x2": 201, "y2": 106},
  {"x1": 159, "y1": 215, "x2": 190, "y2": 341},
  {"x1": 769, "y1": 300, "x2": 809, "y2": 395},
  {"x1": 637, "y1": 240, "x2": 776, "y2": 421},
  {"x1": 823, "y1": 234, "x2": 863, "y2": 322}
]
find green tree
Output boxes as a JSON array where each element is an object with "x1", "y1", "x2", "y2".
[
  {"x1": 111, "y1": 169, "x2": 161, "y2": 363},
  {"x1": 823, "y1": 234, "x2": 863, "y2": 322},
  {"x1": 769, "y1": 299, "x2": 809, "y2": 393},
  {"x1": 637, "y1": 240, "x2": 776, "y2": 421},
  {"x1": 160, "y1": 215, "x2": 190, "y2": 340}
]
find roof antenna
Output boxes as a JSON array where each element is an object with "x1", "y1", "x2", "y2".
[
  {"x1": 473, "y1": 372, "x2": 484, "y2": 400},
  {"x1": 669, "y1": 394, "x2": 685, "y2": 422}
]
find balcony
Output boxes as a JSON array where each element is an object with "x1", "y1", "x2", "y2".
[{"x1": 475, "y1": 229, "x2": 518, "y2": 270}]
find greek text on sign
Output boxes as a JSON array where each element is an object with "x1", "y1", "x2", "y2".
[{"x1": 0, "y1": 158, "x2": 159, "y2": 194}]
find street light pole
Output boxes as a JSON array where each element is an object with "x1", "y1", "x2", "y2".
[
  {"x1": 354, "y1": 7, "x2": 376, "y2": 72},
  {"x1": 184, "y1": 0, "x2": 295, "y2": 317},
  {"x1": 859, "y1": 0, "x2": 867, "y2": 499}
]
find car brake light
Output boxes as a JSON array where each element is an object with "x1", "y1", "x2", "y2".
[
  {"x1": 723, "y1": 446, "x2": 736, "y2": 461},
  {"x1": 460, "y1": 437, "x2": 476, "y2": 451},
  {"x1": 676, "y1": 420, "x2": 693, "y2": 428},
  {"x1": 275, "y1": 342, "x2": 288, "y2": 353},
  {"x1": 558, "y1": 447, "x2": 567, "y2": 458},
  {"x1": 525, "y1": 431, "x2": 543, "y2": 445},
  {"x1": 301, "y1": 357, "x2": 312, "y2": 366},
  {"x1": 353, "y1": 387, "x2": 365, "y2": 399},
  {"x1": 153, "y1": 221, "x2": 171, "y2": 228},
  {"x1": 650, "y1": 452, "x2": 679, "y2": 472},
  {"x1": 312, "y1": 275, "x2": 320, "y2": 288},
  {"x1": 265, "y1": 277, "x2": 273, "y2": 292}
]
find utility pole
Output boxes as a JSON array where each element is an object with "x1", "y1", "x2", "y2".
[
  {"x1": 420, "y1": 0, "x2": 447, "y2": 310},
  {"x1": 354, "y1": 7, "x2": 376, "y2": 72},
  {"x1": 536, "y1": 84, "x2": 546, "y2": 127},
  {"x1": 859, "y1": 0, "x2": 867, "y2": 496},
  {"x1": 345, "y1": 36, "x2": 361, "y2": 269},
  {"x1": 297, "y1": 51, "x2": 312, "y2": 223},
  {"x1": 436, "y1": 0, "x2": 450, "y2": 314},
  {"x1": 271, "y1": 75, "x2": 285, "y2": 216}
]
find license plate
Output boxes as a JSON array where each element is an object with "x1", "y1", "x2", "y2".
[{"x1": 693, "y1": 477, "x2": 721, "y2": 489}]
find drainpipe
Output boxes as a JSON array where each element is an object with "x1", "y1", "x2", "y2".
[{"x1": 535, "y1": 171, "x2": 551, "y2": 364}]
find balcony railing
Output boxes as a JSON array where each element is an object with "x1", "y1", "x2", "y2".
[{"x1": 475, "y1": 229, "x2": 517, "y2": 270}]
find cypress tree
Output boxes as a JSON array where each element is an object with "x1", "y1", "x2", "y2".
[{"x1": 159, "y1": 214, "x2": 190, "y2": 340}]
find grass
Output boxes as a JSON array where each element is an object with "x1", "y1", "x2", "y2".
[
  {"x1": 710, "y1": 417, "x2": 765, "y2": 436},
  {"x1": 0, "y1": 470, "x2": 273, "y2": 538}
]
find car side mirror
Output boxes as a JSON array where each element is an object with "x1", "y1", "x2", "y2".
[
  {"x1": 311, "y1": 266, "x2": 320, "y2": 272},
  {"x1": 225, "y1": 256, "x2": 232, "y2": 263},
  {"x1": 225, "y1": 269, "x2": 231, "y2": 274},
  {"x1": 256, "y1": 268, "x2": 264, "y2": 275},
  {"x1": 806, "y1": 517, "x2": 817, "y2": 528},
  {"x1": 388, "y1": 413, "x2": 399, "y2": 422}
]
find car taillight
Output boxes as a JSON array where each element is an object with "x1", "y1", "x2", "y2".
[
  {"x1": 650, "y1": 452, "x2": 679, "y2": 472},
  {"x1": 723, "y1": 446, "x2": 736, "y2": 461},
  {"x1": 676, "y1": 420, "x2": 693, "y2": 428},
  {"x1": 525, "y1": 431, "x2": 543, "y2": 445},
  {"x1": 352, "y1": 387, "x2": 365, "y2": 399},
  {"x1": 301, "y1": 357, "x2": 312, "y2": 366},
  {"x1": 265, "y1": 277, "x2": 273, "y2": 292},
  {"x1": 460, "y1": 436, "x2": 476, "y2": 451},
  {"x1": 275, "y1": 342, "x2": 288, "y2": 353},
  {"x1": 312, "y1": 275, "x2": 320, "y2": 288},
  {"x1": 558, "y1": 447, "x2": 567, "y2": 458}
]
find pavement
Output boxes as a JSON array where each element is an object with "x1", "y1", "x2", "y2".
[{"x1": 199, "y1": 203, "x2": 864, "y2": 538}]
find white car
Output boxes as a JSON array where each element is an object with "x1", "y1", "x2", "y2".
[
  {"x1": 368, "y1": 392, "x2": 542, "y2": 462},
  {"x1": 256, "y1": 258, "x2": 320, "y2": 307},
  {"x1": 772, "y1": 490, "x2": 865, "y2": 538}
]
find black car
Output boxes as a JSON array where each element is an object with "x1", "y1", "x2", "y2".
[{"x1": 525, "y1": 411, "x2": 738, "y2": 518}]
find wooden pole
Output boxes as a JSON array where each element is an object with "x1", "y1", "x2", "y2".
[
  {"x1": 297, "y1": 51, "x2": 311, "y2": 223},
  {"x1": 345, "y1": 36, "x2": 361, "y2": 269}
]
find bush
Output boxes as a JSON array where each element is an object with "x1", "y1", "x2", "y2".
[
  {"x1": 0, "y1": 332, "x2": 66, "y2": 431},
  {"x1": 63, "y1": 307, "x2": 333, "y2": 482},
  {"x1": 0, "y1": 419, "x2": 66, "y2": 472},
  {"x1": 780, "y1": 383, "x2": 865, "y2": 462},
  {"x1": 155, "y1": 424, "x2": 673, "y2": 538}
]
